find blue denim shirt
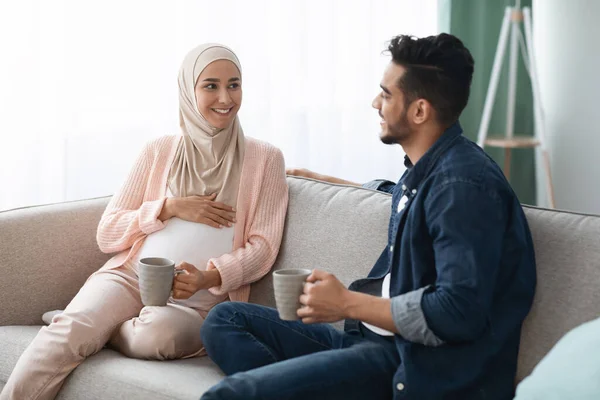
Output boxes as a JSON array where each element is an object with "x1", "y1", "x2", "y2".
[{"x1": 345, "y1": 122, "x2": 537, "y2": 399}]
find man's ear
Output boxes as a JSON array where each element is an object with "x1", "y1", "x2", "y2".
[{"x1": 411, "y1": 99, "x2": 433, "y2": 125}]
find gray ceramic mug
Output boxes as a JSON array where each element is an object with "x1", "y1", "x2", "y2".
[
  {"x1": 273, "y1": 268, "x2": 312, "y2": 320},
  {"x1": 138, "y1": 257, "x2": 184, "y2": 306}
]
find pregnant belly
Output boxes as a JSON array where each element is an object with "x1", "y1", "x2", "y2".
[
  {"x1": 137, "y1": 217, "x2": 234, "y2": 268},
  {"x1": 136, "y1": 218, "x2": 234, "y2": 310}
]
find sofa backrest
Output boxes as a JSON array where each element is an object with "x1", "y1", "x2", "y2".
[
  {"x1": 251, "y1": 177, "x2": 600, "y2": 382},
  {"x1": 0, "y1": 197, "x2": 112, "y2": 326},
  {"x1": 250, "y1": 177, "x2": 391, "y2": 328},
  {"x1": 515, "y1": 206, "x2": 600, "y2": 382}
]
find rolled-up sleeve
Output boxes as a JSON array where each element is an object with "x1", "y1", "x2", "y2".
[
  {"x1": 362, "y1": 179, "x2": 396, "y2": 194},
  {"x1": 421, "y1": 181, "x2": 505, "y2": 343},
  {"x1": 391, "y1": 286, "x2": 445, "y2": 346}
]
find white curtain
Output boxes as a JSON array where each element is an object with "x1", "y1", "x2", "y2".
[{"x1": 0, "y1": 0, "x2": 438, "y2": 211}]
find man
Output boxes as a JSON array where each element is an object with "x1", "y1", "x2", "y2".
[{"x1": 199, "y1": 33, "x2": 536, "y2": 400}]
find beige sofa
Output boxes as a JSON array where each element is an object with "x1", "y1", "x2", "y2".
[{"x1": 1, "y1": 176, "x2": 600, "y2": 399}]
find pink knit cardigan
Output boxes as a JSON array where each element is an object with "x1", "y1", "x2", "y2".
[{"x1": 95, "y1": 135, "x2": 288, "y2": 302}]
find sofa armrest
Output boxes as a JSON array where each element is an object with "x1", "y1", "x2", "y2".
[{"x1": 0, "y1": 197, "x2": 112, "y2": 326}]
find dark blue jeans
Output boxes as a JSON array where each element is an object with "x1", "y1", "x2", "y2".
[{"x1": 199, "y1": 302, "x2": 400, "y2": 400}]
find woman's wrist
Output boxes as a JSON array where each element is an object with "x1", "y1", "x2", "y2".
[
  {"x1": 159, "y1": 198, "x2": 176, "y2": 221},
  {"x1": 202, "y1": 266, "x2": 222, "y2": 289}
]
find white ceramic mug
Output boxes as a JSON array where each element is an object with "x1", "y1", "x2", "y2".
[
  {"x1": 273, "y1": 268, "x2": 312, "y2": 320},
  {"x1": 138, "y1": 257, "x2": 184, "y2": 306}
]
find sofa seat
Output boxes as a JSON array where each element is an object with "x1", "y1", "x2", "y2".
[{"x1": 0, "y1": 326, "x2": 224, "y2": 399}]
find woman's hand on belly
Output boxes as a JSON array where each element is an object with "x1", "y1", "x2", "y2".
[
  {"x1": 172, "y1": 262, "x2": 222, "y2": 299},
  {"x1": 160, "y1": 193, "x2": 236, "y2": 228}
]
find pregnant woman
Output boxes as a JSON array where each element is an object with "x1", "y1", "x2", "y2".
[{"x1": 1, "y1": 43, "x2": 288, "y2": 400}]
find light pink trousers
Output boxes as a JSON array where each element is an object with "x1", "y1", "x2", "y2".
[{"x1": 0, "y1": 266, "x2": 208, "y2": 400}]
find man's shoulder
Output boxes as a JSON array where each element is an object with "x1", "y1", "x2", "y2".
[
  {"x1": 434, "y1": 137, "x2": 506, "y2": 187},
  {"x1": 422, "y1": 136, "x2": 513, "y2": 205}
]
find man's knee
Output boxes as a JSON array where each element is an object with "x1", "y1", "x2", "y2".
[
  {"x1": 201, "y1": 302, "x2": 245, "y2": 345},
  {"x1": 201, "y1": 303, "x2": 229, "y2": 353},
  {"x1": 201, "y1": 302, "x2": 272, "y2": 362},
  {"x1": 201, "y1": 372, "x2": 259, "y2": 400}
]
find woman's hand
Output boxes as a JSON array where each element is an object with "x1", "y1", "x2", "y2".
[
  {"x1": 159, "y1": 193, "x2": 236, "y2": 228},
  {"x1": 172, "y1": 262, "x2": 222, "y2": 299}
]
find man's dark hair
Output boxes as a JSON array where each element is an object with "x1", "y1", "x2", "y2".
[{"x1": 387, "y1": 33, "x2": 474, "y2": 126}]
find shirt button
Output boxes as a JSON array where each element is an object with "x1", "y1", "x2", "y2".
[
  {"x1": 396, "y1": 383, "x2": 405, "y2": 391},
  {"x1": 412, "y1": 189, "x2": 417, "y2": 195},
  {"x1": 390, "y1": 245, "x2": 394, "y2": 252},
  {"x1": 401, "y1": 184, "x2": 407, "y2": 191}
]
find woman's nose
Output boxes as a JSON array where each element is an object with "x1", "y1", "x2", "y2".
[{"x1": 218, "y1": 88, "x2": 232, "y2": 104}]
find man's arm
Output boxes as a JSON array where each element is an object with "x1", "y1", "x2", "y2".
[
  {"x1": 361, "y1": 182, "x2": 505, "y2": 345},
  {"x1": 297, "y1": 272, "x2": 437, "y2": 342},
  {"x1": 299, "y1": 182, "x2": 506, "y2": 346},
  {"x1": 297, "y1": 270, "x2": 397, "y2": 333},
  {"x1": 286, "y1": 168, "x2": 361, "y2": 186},
  {"x1": 361, "y1": 179, "x2": 396, "y2": 194},
  {"x1": 286, "y1": 168, "x2": 396, "y2": 193},
  {"x1": 297, "y1": 270, "x2": 445, "y2": 344},
  {"x1": 419, "y1": 181, "x2": 506, "y2": 342},
  {"x1": 344, "y1": 291, "x2": 397, "y2": 333}
]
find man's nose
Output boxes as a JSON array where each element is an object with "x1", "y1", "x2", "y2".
[{"x1": 372, "y1": 95, "x2": 381, "y2": 109}]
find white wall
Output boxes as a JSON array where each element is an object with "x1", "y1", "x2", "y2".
[
  {"x1": 0, "y1": 0, "x2": 438, "y2": 211},
  {"x1": 533, "y1": 0, "x2": 600, "y2": 213}
]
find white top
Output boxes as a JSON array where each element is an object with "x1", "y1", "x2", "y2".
[
  {"x1": 362, "y1": 192, "x2": 410, "y2": 336},
  {"x1": 362, "y1": 273, "x2": 395, "y2": 336},
  {"x1": 136, "y1": 188, "x2": 233, "y2": 310}
]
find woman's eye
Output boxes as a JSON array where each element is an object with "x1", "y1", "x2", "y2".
[
  {"x1": 229, "y1": 83, "x2": 240, "y2": 89},
  {"x1": 205, "y1": 84, "x2": 217, "y2": 90}
]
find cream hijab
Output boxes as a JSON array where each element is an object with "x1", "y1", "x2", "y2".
[{"x1": 168, "y1": 43, "x2": 245, "y2": 207}]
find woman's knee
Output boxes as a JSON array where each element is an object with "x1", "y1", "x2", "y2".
[
  {"x1": 44, "y1": 267, "x2": 142, "y2": 358},
  {"x1": 115, "y1": 305, "x2": 204, "y2": 360},
  {"x1": 45, "y1": 311, "x2": 112, "y2": 358}
]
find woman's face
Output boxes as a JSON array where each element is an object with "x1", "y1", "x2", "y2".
[{"x1": 194, "y1": 60, "x2": 242, "y2": 129}]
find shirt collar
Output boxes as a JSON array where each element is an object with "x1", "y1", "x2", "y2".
[{"x1": 400, "y1": 121, "x2": 463, "y2": 193}]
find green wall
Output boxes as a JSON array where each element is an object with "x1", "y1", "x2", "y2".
[{"x1": 448, "y1": 0, "x2": 536, "y2": 204}]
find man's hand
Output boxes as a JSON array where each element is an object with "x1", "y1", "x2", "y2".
[
  {"x1": 297, "y1": 270, "x2": 352, "y2": 324},
  {"x1": 298, "y1": 269, "x2": 399, "y2": 334}
]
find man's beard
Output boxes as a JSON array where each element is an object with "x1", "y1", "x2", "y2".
[{"x1": 380, "y1": 110, "x2": 410, "y2": 145}]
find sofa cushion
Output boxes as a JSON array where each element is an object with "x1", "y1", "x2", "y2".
[
  {"x1": 514, "y1": 316, "x2": 600, "y2": 399},
  {"x1": 0, "y1": 326, "x2": 224, "y2": 399},
  {"x1": 517, "y1": 206, "x2": 600, "y2": 382}
]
